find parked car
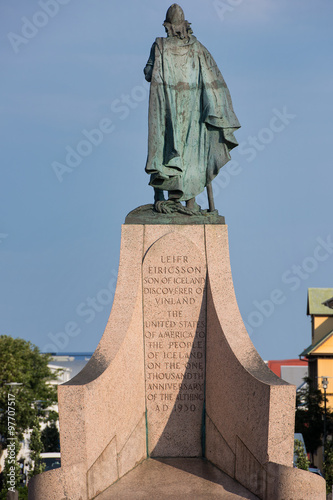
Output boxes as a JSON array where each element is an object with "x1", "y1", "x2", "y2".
[
  {"x1": 308, "y1": 467, "x2": 324, "y2": 477},
  {"x1": 40, "y1": 452, "x2": 61, "y2": 472}
]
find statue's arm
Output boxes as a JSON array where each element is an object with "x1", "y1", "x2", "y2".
[{"x1": 144, "y1": 42, "x2": 156, "y2": 82}]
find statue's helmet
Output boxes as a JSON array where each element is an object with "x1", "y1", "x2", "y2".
[
  {"x1": 163, "y1": 4, "x2": 192, "y2": 39},
  {"x1": 164, "y1": 4, "x2": 185, "y2": 25}
]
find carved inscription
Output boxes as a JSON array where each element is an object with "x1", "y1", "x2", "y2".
[{"x1": 143, "y1": 241, "x2": 206, "y2": 456}]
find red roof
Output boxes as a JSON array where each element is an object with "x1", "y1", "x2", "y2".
[{"x1": 267, "y1": 359, "x2": 308, "y2": 378}]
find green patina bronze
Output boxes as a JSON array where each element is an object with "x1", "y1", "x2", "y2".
[
  {"x1": 125, "y1": 204, "x2": 225, "y2": 225},
  {"x1": 144, "y1": 4, "x2": 240, "y2": 217},
  {"x1": 125, "y1": 4, "x2": 240, "y2": 224}
]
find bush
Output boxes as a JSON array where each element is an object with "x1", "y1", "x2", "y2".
[
  {"x1": 0, "y1": 486, "x2": 28, "y2": 500},
  {"x1": 294, "y1": 439, "x2": 310, "y2": 470}
]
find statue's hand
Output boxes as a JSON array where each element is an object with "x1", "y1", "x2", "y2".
[{"x1": 144, "y1": 65, "x2": 153, "y2": 82}]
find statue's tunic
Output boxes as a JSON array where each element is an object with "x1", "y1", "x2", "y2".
[{"x1": 145, "y1": 35, "x2": 240, "y2": 201}]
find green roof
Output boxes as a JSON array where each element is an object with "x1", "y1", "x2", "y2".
[
  {"x1": 307, "y1": 288, "x2": 333, "y2": 316},
  {"x1": 300, "y1": 329, "x2": 333, "y2": 357}
]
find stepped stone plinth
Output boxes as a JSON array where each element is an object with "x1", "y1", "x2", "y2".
[{"x1": 28, "y1": 223, "x2": 325, "y2": 499}]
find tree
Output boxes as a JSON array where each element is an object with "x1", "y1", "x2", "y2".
[
  {"x1": 41, "y1": 422, "x2": 60, "y2": 453},
  {"x1": 0, "y1": 335, "x2": 59, "y2": 458},
  {"x1": 29, "y1": 417, "x2": 45, "y2": 478},
  {"x1": 324, "y1": 440, "x2": 333, "y2": 494},
  {"x1": 2, "y1": 436, "x2": 21, "y2": 488},
  {"x1": 294, "y1": 439, "x2": 310, "y2": 470},
  {"x1": 0, "y1": 436, "x2": 27, "y2": 500},
  {"x1": 295, "y1": 377, "x2": 333, "y2": 461}
]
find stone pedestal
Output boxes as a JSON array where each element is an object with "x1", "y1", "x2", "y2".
[
  {"x1": 7, "y1": 490, "x2": 19, "y2": 500},
  {"x1": 28, "y1": 224, "x2": 325, "y2": 499}
]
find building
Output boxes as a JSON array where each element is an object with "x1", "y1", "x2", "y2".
[
  {"x1": 48, "y1": 352, "x2": 92, "y2": 381},
  {"x1": 267, "y1": 359, "x2": 308, "y2": 388},
  {"x1": 300, "y1": 288, "x2": 333, "y2": 407}
]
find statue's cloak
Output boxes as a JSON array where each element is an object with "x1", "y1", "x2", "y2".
[{"x1": 145, "y1": 35, "x2": 240, "y2": 201}]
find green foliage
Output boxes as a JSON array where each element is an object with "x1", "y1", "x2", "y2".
[
  {"x1": 0, "y1": 335, "x2": 59, "y2": 454},
  {"x1": 294, "y1": 439, "x2": 310, "y2": 470},
  {"x1": 295, "y1": 378, "x2": 333, "y2": 458},
  {"x1": 0, "y1": 336, "x2": 61, "y2": 492},
  {"x1": 324, "y1": 440, "x2": 333, "y2": 494},
  {"x1": 0, "y1": 487, "x2": 28, "y2": 500},
  {"x1": 18, "y1": 487, "x2": 28, "y2": 500},
  {"x1": 2, "y1": 436, "x2": 21, "y2": 489},
  {"x1": 29, "y1": 418, "x2": 45, "y2": 478},
  {"x1": 41, "y1": 422, "x2": 60, "y2": 452},
  {"x1": 0, "y1": 437, "x2": 25, "y2": 498}
]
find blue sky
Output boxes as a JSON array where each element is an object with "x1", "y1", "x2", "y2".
[{"x1": 0, "y1": 0, "x2": 332, "y2": 360}]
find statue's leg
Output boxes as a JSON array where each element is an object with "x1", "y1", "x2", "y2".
[
  {"x1": 186, "y1": 198, "x2": 196, "y2": 210},
  {"x1": 154, "y1": 188, "x2": 165, "y2": 202},
  {"x1": 154, "y1": 189, "x2": 177, "y2": 214},
  {"x1": 154, "y1": 194, "x2": 201, "y2": 216}
]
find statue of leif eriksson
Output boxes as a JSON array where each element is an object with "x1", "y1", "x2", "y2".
[{"x1": 144, "y1": 4, "x2": 240, "y2": 216}]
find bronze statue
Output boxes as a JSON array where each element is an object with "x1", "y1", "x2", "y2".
[{"x1": 144, "y1": 4, "x2": 240, "y2": 215}]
